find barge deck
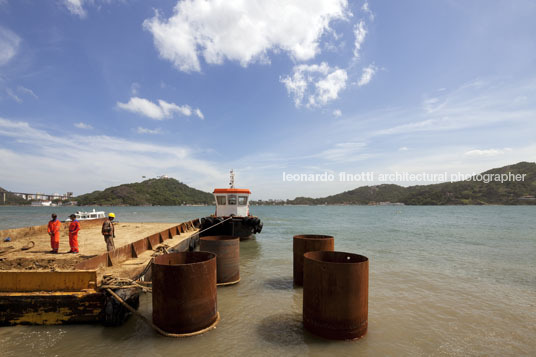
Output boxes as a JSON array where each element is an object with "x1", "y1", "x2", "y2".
[{"x1": 0, "y1": 218, "x2": 201, "y2": 326}]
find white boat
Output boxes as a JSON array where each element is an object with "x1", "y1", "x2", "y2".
[
  {"x1": 31, "y1": 201, "x2": 53, "y2": 207},
  {"x1": 66, "y1": 209, "x2": 106, "y2": 221}
]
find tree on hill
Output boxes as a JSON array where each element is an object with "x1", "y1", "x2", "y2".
[
  {"x1": 75, "y1": 177, "x2": 214, "y2": 206},
  {"x1": 284, "y1": 161, "x2": 536, "y2": 206}
]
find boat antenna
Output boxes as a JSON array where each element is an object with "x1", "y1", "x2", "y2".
[{"x1": 229, "y1": 169, "x2": 235, "y2": 188}]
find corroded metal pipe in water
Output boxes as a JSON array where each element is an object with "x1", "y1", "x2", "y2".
[
  {"x1": 293, "y1": 234, "x2": 334, "y2": 286},
  {"x1": 302, "y1": 251, "x2": 369, "y2": 340},
  {"x1": 200, "y1": 236, "x2": 240, "y2": 285},
  {"x1": 152, "y1": 252, "x2": 219, "y2": 336}
]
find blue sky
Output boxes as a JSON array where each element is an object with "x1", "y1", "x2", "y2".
[{"x1": 0, "y1": 0, "x2": 535, "y2": 199}]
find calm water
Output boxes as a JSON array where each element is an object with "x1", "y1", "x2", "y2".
[{"x1": 1, "y1": 206, "x2": 535, "y2": 356}]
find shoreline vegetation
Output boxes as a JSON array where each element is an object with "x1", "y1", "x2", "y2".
[
  {"x1": 1, "y1": 162, "x2": 535, "y2": 207},
  {"x1": 257, "y1": 162, "x2": 535, "y2": 206}
]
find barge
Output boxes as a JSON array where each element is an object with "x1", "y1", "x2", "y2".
[{"x1": 0, "y1": 218, "x2": 201, "y2": 326}]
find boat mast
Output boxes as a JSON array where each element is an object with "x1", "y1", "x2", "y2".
[{"x1": 229, "y1": 169, "x2": 235, "y2": 189}]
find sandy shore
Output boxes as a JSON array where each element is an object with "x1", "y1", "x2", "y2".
[{"x1": 0, "y1": 222, "x2": 178, "y2": 270}]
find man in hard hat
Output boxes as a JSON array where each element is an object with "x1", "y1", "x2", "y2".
[
  {"x1": 102, "y1": 213, "x2": 116, "y2": 251},
  {"x1": 47, "y1": 213, "x2": 61, "y2": 254},
  {"x1": 68, "y1": 214, "x2": 80, "y2": 253}
]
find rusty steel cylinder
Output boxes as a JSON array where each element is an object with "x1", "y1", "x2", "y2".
[
  {"x1": 293, "y1": 234, "x2": 334, "y2": 286},
  {"x1": 152, "y1": 252, "x2": 218, "y2": 335},
  {"x1": 200, "y1": 236, "x2": 240, "y2": 285},
  {"x1": 303, "y1": 251, "x2": 369, "y2": 340}
]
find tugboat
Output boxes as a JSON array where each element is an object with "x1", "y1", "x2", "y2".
[{"x1": 200, "y1": 170, "x2": 263, "y2": 240}]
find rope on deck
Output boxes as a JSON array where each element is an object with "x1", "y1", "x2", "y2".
[
  {"x1": 99, "y1": 242, "x2": 174, "y2": 292},
  {"x1": 100, "y1": 275, "x2": 152, "y2": 293},
  {"x1": 0, "y1": 240, "x2": 35, "y2": 256}
]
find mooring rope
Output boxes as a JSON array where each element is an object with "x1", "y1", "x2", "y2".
[
  {"x1": 196, "y1": 216, "x2": 233, "y2": 236},
  {"x1": 135, "y1": 216, "x2": 233, "y2": 282},
  {"x1": 105, "y1": 288, "x2": 220, "y2": 338}
]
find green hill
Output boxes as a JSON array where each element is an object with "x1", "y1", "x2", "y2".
[
  {"x1": 316, "y1": 184, "x2": 409, "y2": 205},
  {"x1": 0, "y1": 187, "x2": 30, "y2": 205},
  {"x1": 284, "y1": 162, "x2": 536, "y2": 205},
  {"x1": 75, "y1": 178, "x2": 214, "y2": 206}
]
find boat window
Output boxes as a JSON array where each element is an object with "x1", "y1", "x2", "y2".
[
  {"x1": 217, "y1": 196, "x2": 227, "y2": 205},
  {"x1": 238, "y1": 196, "x2": 248, "y2": 205},
  {"x1": 90, "y1": 214, "x2": 96, "y2": 218},
  {"x1": 228, "y1": 195, "x2": 237, "y2": 205}
]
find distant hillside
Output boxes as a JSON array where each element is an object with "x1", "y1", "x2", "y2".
[
  {"x1": 75, "y1": 178, "x2": 214, "y2": 206},
  {"x1": 0, "y1": 187, "x2": 30, "y2": 205},
  {"x1": 282, "y1": 162, "x2": 536, "y2": 205}
]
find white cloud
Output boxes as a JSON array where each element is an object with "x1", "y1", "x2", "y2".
[
  {"x1": 0, "y1": 26, "x2": 21, "y2": 66},
  {"x1": 117, "y1": 97, "x2": 163, "y2": 119},
  {"x1": 130, "y1": 82, "x2": 140, "y2": 95},
  {"x1": 362, "y1": 1, "x2": 374, "y2": 21},
  {"x1": 61, "y1": 0, "x2": 125, "y2": 19},
  {"x1": 333, "y1": 109, "x2": 342, "y2": 117},
  {"x1": 376, "y1": 118, "x2": 442, "y2": 135},
  {"x1": 385, "y1": 145, "x2": 536, "y2": 185},
  {"x1": 353, "y1": 20, "x2": 367, "y2": 59},
  {"x1": 422, "y1": 97, "x2": 441, "y2": 113},
  {"x1": 357, "y1": 63, "x2": 377, "y2": 86},
  {"x1": 159, "y1": 99, "x2": 191, "y2": 116},
  {"x1": 17, "y1": 86, "x2": 38, "y2": 99},
  {"x1": 376, "y1": 78, "x2": 536, "y2": 137},
  {"x1": 0, "y1": 117, "x2": 225, "y2": 194},
  {"x1": 315, "y1": 142, "x2": 368, "y2": 162},
  {"x1": 6, "y1": 88, "x2": 22, "y2": 103},
  {"x1": 464, "y1": 148, "x2": 512, "y2": 157},
  {"x1": 62, "y1": 0, "x2": 86, "y2": 18},
  {"x1": 136, "y1": 126, "x2": 162, "y2": 135},
  {"x1": 194, "y1": 108, "x2": 205, "y2": 120},
  {"x1": 398, "y1": 146, "x2": 409, "y2": 151},
  {"x1": 143, "y1": 0, "x2": 350, "y2": 72},
  {"x1": 74, "y1": 122, "x2": 93, "y2": 129},
  {"x1": 116, "y1": 97, "x2": 202, "y2": 120},
  {"x1": 281, "y1": 62, "x2": 348, "y2": 108}
]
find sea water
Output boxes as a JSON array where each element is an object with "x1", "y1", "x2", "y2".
[{"x1": 0, "y1": 205, "x2": 535, "y2": 356}]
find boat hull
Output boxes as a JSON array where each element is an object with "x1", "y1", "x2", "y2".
[{"x1": 199, "y1": 216, "x2": 263, "y2": 240}]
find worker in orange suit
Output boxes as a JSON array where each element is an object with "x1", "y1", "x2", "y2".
[
  {"x1": 47, "y1": 213, "x2": 61, "y2": 254},
  {"x1": 68, "y1": 214, "x2": 80, "y2": 253}
]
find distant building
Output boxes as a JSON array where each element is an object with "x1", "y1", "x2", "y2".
[{"x1": 9, "y1": 190, "x2": 74, "y2": 201}]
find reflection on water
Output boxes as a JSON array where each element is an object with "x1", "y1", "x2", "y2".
[
  {"x1": 263, "y1": 276, "x2": 294, "y2": 291},
  {"x1": 257, "y1": 313, "x2": 304, "y2": 346},
  {"x1": 238, "y1": 238, "x2": 261, "y2": 263}
]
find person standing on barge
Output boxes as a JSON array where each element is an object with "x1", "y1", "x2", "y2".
[
  {"x1": 102, "y1": 213, "x2": 116, "y2": 251},
  {"x1": 47, "y1": 213, "x2": 61, "y2": 254},
  {"x1": 68, "y1": 214, "x2": 80, "y2": 253}
]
